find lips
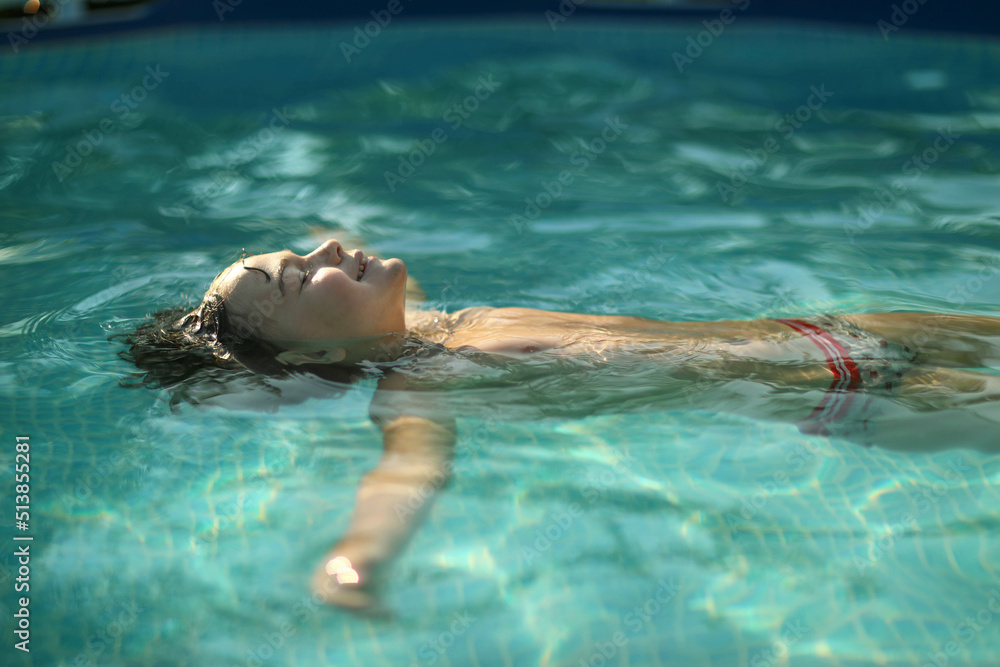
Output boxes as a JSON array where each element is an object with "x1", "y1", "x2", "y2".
[{"x1": 357, "y1": 256, "x2": 369, "y2": 280}]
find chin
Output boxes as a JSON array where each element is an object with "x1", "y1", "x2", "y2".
[
  {"x1": 386, "y1": 256, "x2": 406, "y2": 272},
  {"x1": 385, "y1": 257, "x2": 407, "y2": 282}
]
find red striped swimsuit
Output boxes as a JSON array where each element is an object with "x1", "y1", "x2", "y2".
[{"x1": 773, "y1": 316, "x2": 918, "y2": 444}]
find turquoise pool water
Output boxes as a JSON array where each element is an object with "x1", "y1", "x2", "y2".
[{"x1": 2, "y1": 18, "x2": 1000, "y2": 667}]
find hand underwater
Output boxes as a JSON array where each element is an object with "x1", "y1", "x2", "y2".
[{"x1": 310, "y1": 551, "x2": 392, "y2": 618}]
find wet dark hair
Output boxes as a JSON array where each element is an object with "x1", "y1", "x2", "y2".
[{"x1": 113, "y1": 293, "x2": 268, "y2": 385}]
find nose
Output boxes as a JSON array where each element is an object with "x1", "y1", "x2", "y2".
[{"x1": 307, "y1": 239, "x2": 342, "y2": 264}]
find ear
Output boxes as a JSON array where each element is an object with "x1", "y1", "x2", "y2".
[{"x1": 275, "y1": 348, "x2": 346, "y2": 366}]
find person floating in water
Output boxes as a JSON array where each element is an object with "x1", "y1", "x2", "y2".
[{"x1": 115, "y1": 235, "x2": 1000, "y2": 612}]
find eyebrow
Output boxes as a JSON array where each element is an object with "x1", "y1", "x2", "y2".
[{"x1": 242, "y1": 257, "x2": 289, "y2": 296}]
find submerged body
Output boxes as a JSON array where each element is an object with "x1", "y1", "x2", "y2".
[
  {"x1": 407, "y1": 304, "x2": 996, "y2": 377},
  {"x1": 401, "y1": 304, "x2": 999, "y2": 439},
  {"x1": 398, "y1": 305, "x2": 841, "y2": 414}
]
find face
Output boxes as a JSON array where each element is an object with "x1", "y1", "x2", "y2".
[{"x1": 211, "y1": 239, "x2": 408, "y2": 345}]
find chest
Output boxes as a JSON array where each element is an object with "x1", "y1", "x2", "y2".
[{"x1": 442, "y1": 308, "x2": 570, "y2": 355}]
